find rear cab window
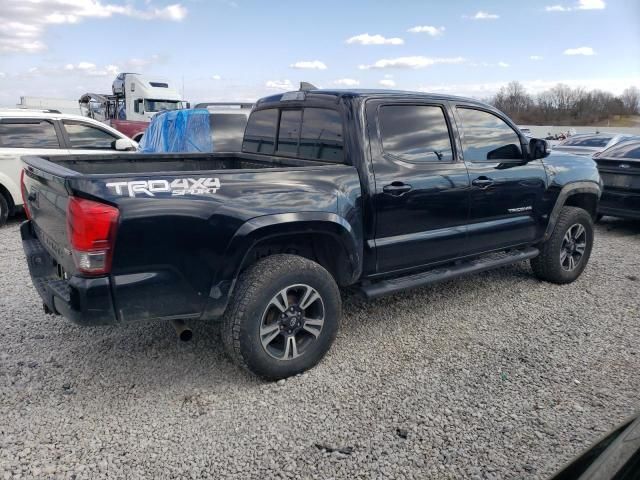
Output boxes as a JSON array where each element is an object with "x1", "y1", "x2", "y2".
[
  {"x1": 243, "y1": 107, "x2": 345, "y2": 162},
  {"x1": 242, "y1": 109, "x2": 278, "y2": 154},
  {"x1": 299, "y1": 108, "x2": 344, "y2": 162},
  {"x1": 0, "y1": 120, "x2": 60, "y2": 148}
]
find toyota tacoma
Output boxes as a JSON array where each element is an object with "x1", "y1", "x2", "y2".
[{"x1": 20, "y1": 87, "x2": 601, "y2": 379}]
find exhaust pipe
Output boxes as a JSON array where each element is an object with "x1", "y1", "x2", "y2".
[{"x1": 171, "y1": 319, "x2": 193, "y2": 342}]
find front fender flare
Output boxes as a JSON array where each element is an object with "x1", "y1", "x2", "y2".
[{"x1": 544, "y1": 181, "x2": 601, "y2": 241}]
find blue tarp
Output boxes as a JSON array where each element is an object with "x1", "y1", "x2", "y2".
[{"x1": 139, "y1": 109, "x2": 212, "y2": 153}]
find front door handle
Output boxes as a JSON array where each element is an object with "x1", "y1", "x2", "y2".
[
  {"x1": 383, "y1": 182, "x2": 412, "y2": 196},
  {"x1": 472, "y1": 176, "x2": 494, "y2": 188}
]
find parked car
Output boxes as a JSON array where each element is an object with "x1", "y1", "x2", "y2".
[
  {"x1": 553, "y1": 133, "x2": 638, "y2": 156},
  {"x1": 593, "y1": 139, "x2": 640, "y2": 220},
  {"x1": 0, "y1": 109, "x2": 137, "y2": 226},
  {"x1": 20, "y1": 87, "x2": 601, "y2": 379},
  {"x1": 139, "y1": 108, "x2": 248, "y2": 153}
]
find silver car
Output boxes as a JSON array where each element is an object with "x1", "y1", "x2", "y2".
[{"x1": 553, "y1": 133, "x2": 639, "y2": 156}]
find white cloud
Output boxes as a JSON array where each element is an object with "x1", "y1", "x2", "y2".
[
  {"x1": 468, "y1": 11, "x2": 500, "y2": 20},
  {"x1": 468, "y1": 61, "x2": 510, "y2": 68},
  {"x1": 333, "y1": 78, "x2": 360, "y2": 87},
  {"x1": 346, "y1": 33, "x2": 404, "y2": 45},
  {"x1": 289, "y1": 60, "x2": 328, "y2": 70},
  {"x1": 0, "y1": 0, "x2": 187, "y2": 53},
  {"x1": 577, "y1": 0, "x2": 606, "y2": 9},
  {"x1": 266, "y1": 80, "x2": 293, "y2": 90},
  {"x1": 545, "y1": 0, "x2": 605, "y2": 11},
  {"x1": 358, "y1": 56, "x2": 465, "y2": 70},
  {"x1": 212, "y1": 75, "x2": 222, "y2": 80},
  {"x1": 77, "y1": 62, "x2": 96, "y2": 70},
  {"x1": 379, "y1": 79, "x2": 396, "y2": 87},
  {"x1": 564, "y1": 46, "x2": 596, "y2": 55},
  {"x1": 407, "y1": 25, "x2": 445, "y2": 37},
  {"x1": 10, "y1": 54, "x2": 163, "y2": 81},
  {"x1": 530, "y1": 55, "x2": 544, "y2": 61}
]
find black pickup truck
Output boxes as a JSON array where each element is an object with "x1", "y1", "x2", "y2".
[{"x1": 20, "y1": 88, "x2": 601, "y2": 379}]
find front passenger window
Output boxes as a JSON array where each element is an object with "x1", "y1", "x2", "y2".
[
  {"x1": 63, "y1": 122, "x2": 118, "y2": 149},
  {"x1": 457, "y1": 108, "x2": 522, "y2": 161}
]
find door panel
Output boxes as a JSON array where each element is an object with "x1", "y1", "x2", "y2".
[
  {"x1": 454, "y1": 106, "x2": 548, "y2": 253},
  {"x1": 366, "y1": 100, "x2": 470, "y2": 273}
]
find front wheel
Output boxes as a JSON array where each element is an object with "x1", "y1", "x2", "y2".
[
  {"x1": 531, "y1": 206, "x2": 594, "y2": 284},
  {"x1": 222, "y1": 254, "x2": 341, "y2": 380}
]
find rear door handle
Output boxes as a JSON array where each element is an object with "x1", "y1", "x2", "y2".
[
  {"x1": 383, "y1": 182, "x2": 412, "y2": 196},
  {"x1": 472, "y1": 177, "x2": 494, "y2": 188}
]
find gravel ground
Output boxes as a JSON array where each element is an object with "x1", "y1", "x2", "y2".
[{"x1": 0, "y1": 215, "x2": 638, "y2": 479}]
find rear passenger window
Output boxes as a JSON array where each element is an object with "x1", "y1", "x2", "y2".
[
  {"x1": 277, "y1": 110, "x2": 302, "y2": 156},
  {"x1": 379, "y1": 105, "x2": 453, "y2": 163},
  {"x1": 242, "y1": 109, "x2": 278, "y2": 154},
  {"x1": 299, "y1": 108, "x2": 344, "y2": 162},
  {"x1": 0, "y1": 121, "x2": 60, "y2": 149},
  {"x1": 457, "y1": 108, "x2": 522, "y2": 161}
]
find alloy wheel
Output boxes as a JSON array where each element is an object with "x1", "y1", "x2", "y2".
[
  {"x1": 260, "y1": 284, "x2": 325, "y2": 360},
  {"x1": 560, "y1": 223, "x2": 587, "y2": 271}
]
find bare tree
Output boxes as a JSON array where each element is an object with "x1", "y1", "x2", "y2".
[
  {"x1": 492, "y1": 81, "x2": 532, "y2": 121},
  {"x1": 489, "y1": 81, "x2": 633, "y2": 124},
  {"x1": 621, "y1": 86, "x2": 640, "y2": 114}
]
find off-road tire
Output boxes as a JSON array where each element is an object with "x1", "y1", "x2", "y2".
[
  {"x1": 531, "y1": 206, "x2": 594, "y2": 284},
  {"x1": 222, "y1": 254, "x2": 341, "y2": 380},
  {"x1": 0, "y1": 193, "x2": 9, "y2": 227}
]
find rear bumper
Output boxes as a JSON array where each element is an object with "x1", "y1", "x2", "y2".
[
  {"x1": 20, "y1": 220, "x2": 118, "y2": 326},
  {"x1": 599, "y1": 189, "x2": 640, "y2": 220}
]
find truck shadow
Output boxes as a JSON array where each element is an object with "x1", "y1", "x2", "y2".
[{"x1": 597, "y1": 216, "x2": 640, "y2": 235}]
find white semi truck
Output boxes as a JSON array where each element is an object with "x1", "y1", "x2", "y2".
[{"x1": 80, "y1": 73, "x2": 187, "y2": 141}]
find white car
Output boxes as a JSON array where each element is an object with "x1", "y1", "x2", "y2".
[{"x1": 0, "y1": 109, "x2": 137, "y2": 226}]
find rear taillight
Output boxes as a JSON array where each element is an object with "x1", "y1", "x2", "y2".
[
  {"x1": 66, "y1": 197, "x2": 119, "y2": 276},
  {"x1": 20, "y1": 169, "x2": 31, "y2": 220}
]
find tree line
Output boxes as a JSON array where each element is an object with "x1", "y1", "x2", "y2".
[{"x1": 488, "y1": 81, "x2": 640, "y2": 125}]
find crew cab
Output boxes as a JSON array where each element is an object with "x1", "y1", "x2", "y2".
[
  {"x1": 20, "y1": 88, "x2": 601, "y2": 379},
  {"x1": 0, "y1": 109, "x2": 137, "y2": 226}
]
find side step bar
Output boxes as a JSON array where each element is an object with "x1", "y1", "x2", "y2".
[{"x1": 359, "y1": 247, "x2": 539, "y2": 299}]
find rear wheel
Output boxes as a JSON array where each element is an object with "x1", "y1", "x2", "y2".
[
  {"x1": 222, "y1": 254, "x2": 341, "y2": 380},
  {"x1": 531, "y1": 206, "x2": 594, "y2": 284},
  {"x1": 0, "y1": 193, "x2": 9, "y2": 227}
]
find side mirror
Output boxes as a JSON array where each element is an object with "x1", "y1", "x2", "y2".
[
  {"x1": 113, "y1": 138, "x2": 137, "y2": 151},
  {"x1": 529, "y1": 138, "x2": 550, "y2": 160}
]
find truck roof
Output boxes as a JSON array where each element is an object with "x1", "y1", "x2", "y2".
[{"x1": 256, "y1": 88, "x2": 487, "y2": 108}]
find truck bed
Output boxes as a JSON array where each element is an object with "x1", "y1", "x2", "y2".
[
  {"x1": 20, "y1": 150, "x2": 360, "y2": 326},
  {"x1": 29, "y1": 152, "x2": 331, "y2": 176}
]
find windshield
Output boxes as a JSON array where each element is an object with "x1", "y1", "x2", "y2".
[
  {"x1": 144, "y1": 99, "x2": 181, "y2": 113},
  {"x1": 559, "y1": 135, "x2": 612, "y2": 148}
]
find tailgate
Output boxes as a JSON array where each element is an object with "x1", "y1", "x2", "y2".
[{"x1": 22, "y1": 163, "x2": 77, "y2": 277}]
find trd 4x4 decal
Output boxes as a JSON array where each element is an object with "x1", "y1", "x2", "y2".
[{"x1": 106, "y1": 178, "x2": 221, "y2": 197}]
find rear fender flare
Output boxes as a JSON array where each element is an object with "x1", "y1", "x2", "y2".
[
  {"x1": 203, "y1": 213, "x2": 362, "y2": 319},
  {"x1": 230, "y1": 212, "x2": 362, "y2": 284}
]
